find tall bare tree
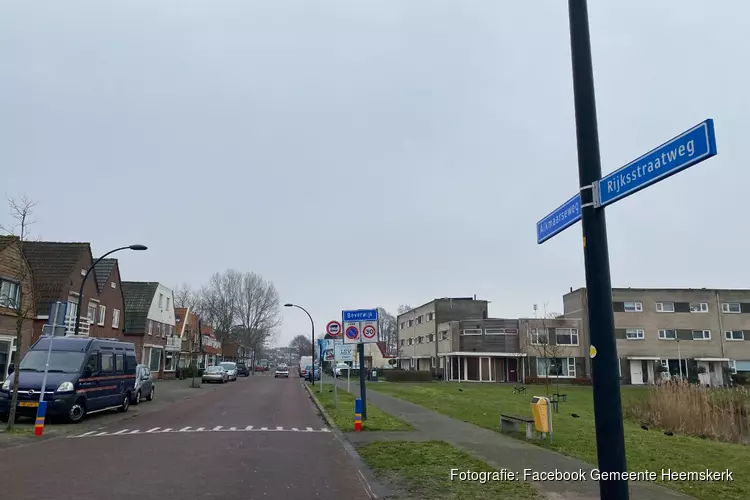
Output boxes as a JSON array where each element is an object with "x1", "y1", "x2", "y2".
[
  {"x1": 377, "y1": 308, "x2": 397, "y2": 355},
  {"x1": 0, "y1": 197, "x2": 49, "y2": 430},
  {"x1": 173, "y1": 282, "x2": 200, "y2": 310},
  {"x1": 235, "y1": 271, "x2": 281, "y2": 369},
  {"x1": 525, "y1": 308, "x2": 570, "y2": 398},
  {"x1": 198, "y1": 270, "x2": 242, "y2": 341},
  {"x1": 288, "y1": 334, "x2": 312, "y2": 360}
]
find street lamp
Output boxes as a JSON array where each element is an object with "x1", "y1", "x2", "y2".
[
  {"x1": 73, "y1": 244, "x2": 148, "y2": 335},
  {"x1": 284, "y1": 303, "x2": 315, "y2": 386}
]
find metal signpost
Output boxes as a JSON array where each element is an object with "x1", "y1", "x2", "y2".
[
  {"x1": 35, "y1": 301, "x2": 68, "y2": 436},
  {"x1": 325, "y1": 320, "x2": 343, "y2": 403},
  {"x1": 535, "y1": 3, "x2": 719, "y2": 497},
  {"x1": 335, "y1": 342, "x2": 355, "y2": 393},
  {"x1": 341, "y1": 308, "x2": 378, "y2": 420}
]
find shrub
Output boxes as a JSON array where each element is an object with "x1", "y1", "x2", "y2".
[
  {"x1": 571, "y1": 377, "x2": 592, "y2": 386},
  {"x1": 732, "y1": 373, "x2": 750, "y2": 386},
  {"x1": 622, "y1": 380, "x2": 750, "y2": 443},
  {"x1": 383, "y1": 369, "x2": 433, "y2": 382}
]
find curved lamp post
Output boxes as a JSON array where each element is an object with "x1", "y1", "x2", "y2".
[
  {"x1": 73, "y1": 244, "x2": 148, "y2": 335},
  {"x1": 284, "y1": 303, "x2": 315, "y2": 386}
]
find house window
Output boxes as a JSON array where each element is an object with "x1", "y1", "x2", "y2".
[
  {"x1": 97, "y1": 305, "x2": 106, "y2": 326},
  {"x1": 461, "y1": 329, "x2": 482, "y2": 336},
  {"x1": 692, "y1": 330, "x2": 711, "y2": 340},
  {"x1": 555, "y1": 328, "x2": 579, "y2": 346},
  {"x1": 87, "y1": 303, "x2": 97, "y2": 323},
  {"x1": 485, "y1": 328, "x2": 506, "y2": 335},
  {"x1": 529, "y1": 328, "x2": 549, "y2": 345},
  {"x1": 690, "y1": 303, "x2": 708, "y2": 313},
  {"x1": 656, "y1": 302, "x2": 675, "y2": 313},
  {"x1": 504, "y1": 328, "x2": 518, "y2": 334},
  {"x1": 658, "y1": 329, "x2": 677, "y2": 340},
  {"x1": 623, "y1": 301, "x2": 643, "y2": 312},
  {"x1": 164, "y1": 352, "x2": 176, "y2": 372},
  {"x1": 400, "y1": 322, "x2": 405, "y2": 330},
  {"x1": 625, "y1": 328, "x2": 645, "y2": 340},
  {"x1": 148, "y1": 348, "x2": 162, "y2": 372},
  {"x1": 0, "y1": 279, "x2": 21, "y2": 309},
  {"x1": 536, "y1": 357, "x2": 576, "y2": 377},
  {"x1": 112, "y1": 309, "x2": 121, "y2": 329},
  {"x1": 722, "y1": 303, "x2": 741, "y2": 314},
  {"x1": 416, "y1": 315, "x2": 423, "y2": 324},
  {"x1": 100, "y1": 353, "x2": 114, "y2": 373},
  {"x1": 725, "y1": 331, "x2": 744, "y2": 341},
  {"x1": 440, "y1": 331, "x2": 449, "y2": 340},
  {"x1": 407, "y1": 338, "x2": 413, "y2": 346},
  {"x1": 427, "y1": 312, "x2": 434, "y2": 321},
  {"x1": 400, "y1": 339, "x2": 405, "y2": 346},
  {"x1": 159, "y1": 293, "x2": 164, "y2": 308},
  {"x1": 110, "y1": 281, "x2": 116, "y2": 289},
  {"x1": 730, "y1": 360, "x2": 737, "y2": 374},
  {"x1": 408, "y1": 319, "x2": 413, "y2": 327},
  {"x1": 148, "y1": 320, "x2": 153, "y2": 335}
]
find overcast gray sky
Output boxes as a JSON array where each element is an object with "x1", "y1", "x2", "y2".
[{"x1": 1, "y1": 1, "x2": 746, "y2": 347}]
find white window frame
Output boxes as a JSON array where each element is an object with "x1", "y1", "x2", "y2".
[
  {"x1": 692, "y1": 330, "x2": 711, "y2": 340},
  {"x1": 427, "y1": 312, "x2": 435, "y2": 321},
  {"x1": 112, "y1": 308, "x2": 121, "y2": 329},
  {"x1": 87, "y1": 302, "x2": 98, "y2": 323},
  {"x1": 148, "y1": 320, "x2": 153, "y2": 335},
  {"x1": 658, "y1": 329, "x2": 677, "y2": 340},
  {"x1": 555, "y1": 328, "x2": 579, "y2": 346},
  {"x1": 408, "y1": 319, "x2": 413, "y2": 327},
  {"x1": 623, "y1": 301, "x2": 643, "y2": 312},
  {"x1": 484, "y1": 328, "x2": 506, "y2": 335},
  {"x1": 166, "y1": 297, "x2": 171, "y2": 310},
  {"x1": 461, "y1": 329, "x2": 482, "y2": 336},
  {"x1": 725, "y1": 330, "x2": 744, "y2": 341},
  {"x1": 97, "y1": 305, "x2": 106, "y2": 326},
  {"x1": 164, "y1": 351, "x2": 176, "y2": 372},
  {"x1": 536, "y1": 357, "x2": 576, "y2": 378},
  {"x1": 625, "y1": 328, "x2": 645, "y2": 340},
  {"x1": 110, "y1": 281, "x2": 117, "y2": 289},
  {"x1": 0, "y1": 279, "x2": 21, "y2": 309},
  {"x1": 159, "y1": 293, "x2": 164, "y2": 308},
  {"x1": 656, "y1": 302, "x2": 675, "y2": 313},
  {"x1": 689, "y1": 302, "x2": 709, "y2": 313},
  {"x1": 439, "y1": 331, "x2": 449, "y2": 340},
  {"x1": 529, "y1": 328, "x2": 549, "y2": 345},
  {"x1": 722, "y1": 302, "x2": 741, "y2": 314},
  {"x1": 730, "y1": 360, "x2": 737, "y2": 374}
]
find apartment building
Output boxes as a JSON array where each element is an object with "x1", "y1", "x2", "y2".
[
  {"x1": 396, "y1": 297, "x2": 488, "y2": 374},
  {"x1": 563, "y1": 287, "x2": 750, "y2": 386}
]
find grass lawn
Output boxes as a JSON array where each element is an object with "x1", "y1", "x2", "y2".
[
  {"x1": 358, "y1": 440, "x2": 540, "y2": 499},
  {"x1": 307, "y1": 383, "x2": 413, "y2": 432},
  {"x1": 369, "y1": 382, "x2": 749, "y2": 500}
]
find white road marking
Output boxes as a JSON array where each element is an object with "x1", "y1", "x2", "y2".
[{"x1": 69, "y1": 425, "x2": 331, "y2": 438}]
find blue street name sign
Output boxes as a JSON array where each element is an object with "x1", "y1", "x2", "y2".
[
  {"x1": 536, "y1": 193, "x2": 582, "y2": 244},
  {"x1": 598, "y1": 119, "x2": 717, "y2": 207},
  {"x1": 342, "y1": 309, "x2": 378, "y2": 322}
]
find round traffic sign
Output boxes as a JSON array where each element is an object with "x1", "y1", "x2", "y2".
[
  {"x1": 345, "y1": 325, "x2": 359, "y2": 340},
  {"x1": 326, "y1": 320, "x2": 342, "y2": 337},
  {"x1": 362, "y1": 324, "x2": 376, "y2": 339}
]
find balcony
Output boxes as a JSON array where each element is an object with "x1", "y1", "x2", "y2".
[
  {"x1": 63, "y1": 316, "x2": 90, "y2": 336},
  {"x1": 166, "y1": 336, "x2": 182, "y2": 351}
]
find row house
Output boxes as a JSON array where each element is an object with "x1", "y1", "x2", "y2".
[
  {"x1": 0, "y1": 237, "x2": 34, "y2": 380},
  {"x1": 200, "y1": 325, "x2": 222, "y2": 367},
  {"x1": 121, "y1": 282, "x2": 176, "y2": 379},
  {"x1": 175, "y1": 307, "x2": 202, "y2": 369},
  {"x1": 563, "y1": 287, "x2": 750, "y2": 387}
]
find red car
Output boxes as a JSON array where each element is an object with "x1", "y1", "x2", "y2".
[{"x1": 254, "y1": 365, "x2": 265, "y2": 372}]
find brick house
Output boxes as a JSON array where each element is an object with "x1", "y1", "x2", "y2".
[
  {"x1": 21, "y1": 241, "x2": 125, "y2": 343},
  {"x1": 121, "y1": 282, "x2": 176, "y2": 379},
  {"x1": 0, "y1": 236, "x2": 35, "y2": 380},
  {"x1": 200, "y1": 325, "x2": 221, "y2": 367},
  {"x1": 175, "y1": 307, "x2": 202, "y2": 369},
  {"x1": 92, "y1": 258, "x2": 125, "y2": 337}
]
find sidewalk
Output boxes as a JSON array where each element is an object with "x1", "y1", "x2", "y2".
[{"x1": 327, "y1": 376, "x2": 691, "y2": 500}]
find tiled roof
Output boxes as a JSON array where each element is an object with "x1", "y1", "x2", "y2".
[
  {"x1": 121, "y1": 281, "x2": 158, "y2": 335},
  {"x1": 22, "y1": 241, "x2": 91, "y2": 316},
  {"x1": 93, "y1": 258, "x2": 117, "y2": 292},
  {"x1": 0, "y1": 235, "x2": 18, "y2": 253}
]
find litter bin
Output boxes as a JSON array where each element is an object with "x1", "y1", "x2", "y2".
[
  {"x1": 370, "y1": 369, "x2": 378, "y2": 382},
  {"x1": 530, "y1": 396, "x2": 552, "y2": 439}
]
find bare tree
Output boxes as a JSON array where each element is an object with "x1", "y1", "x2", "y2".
[
  {"x1": 234, "y1": 271, "x2": 281, "y2": 370},
  {"x1": 289, "y1": 334, "x2": 312, "y2": 361},
  {"x1": 173, "y1": 283, "x2": 200, "y2": 310},
  {"x1": 377, "y1": 308, "x2": 397, "y2": 355},
  {"x1": 0, "y1": 197, "x2": 45, "y2": 430},
  {"x1": 397, "y1": 304, "x2": 412, "y2": 315},
  {"x1": 525, "y1": 308, "x2": 570, "y2": 398},
  {"x1": 198, "y1": 270, "x2": 242, "y2": 341}
]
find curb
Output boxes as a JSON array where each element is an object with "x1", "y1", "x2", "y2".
[{"x1": 303, "y1": 382, "x2": 393, "y2": 500}]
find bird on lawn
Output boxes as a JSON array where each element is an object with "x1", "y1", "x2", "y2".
[
  {"x1": 664, "y1": 431, "x2": 674, "y2": 436},
  {"x1": 571, "y1": 413, "x2": 580, "y2": 418},
  {"x1": 641, "y1": 425, "x2": 649, "y2": 431},
  {"x1": 458, "y1": 388, "x2": 463, "y2": 392}
]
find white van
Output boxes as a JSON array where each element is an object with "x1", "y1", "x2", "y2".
[{"x1": 298, "y1": 356, "x2": 313, "y2": 377}]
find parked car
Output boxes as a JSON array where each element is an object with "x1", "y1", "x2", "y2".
[
  {"x1": 0, "y1": 336, "x2": 137, "y2": 424},
  {"x1": 304, "y1": 365, "x2": 321, "y2": 381},
  {"x1": 237, "y1": 363, "x2": 250, "y2": 377},
  {"x1": 254, "y1": 365, "x2": 265, "y2": 372},
  {"x1": 132, "y1": 364, "x2": 155, "y2": 404},
  {"x1": 334, "y1": 363, "x2": 350, "y2": 377},
  {"x1": 220, "y1": 362, "x2": 238, "y2": 381},
  {"x1": 275, "y1": 364, "x2": 289, "y2": 378},
  {"x1": 202, "y1": 366, "x2": 228, "y2": 384}
]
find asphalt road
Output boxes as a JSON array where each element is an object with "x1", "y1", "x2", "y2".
[{"x1": 0, "y1": 374, "x2": 374, "y2": 500}]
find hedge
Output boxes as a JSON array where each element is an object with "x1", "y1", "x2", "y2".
[{"x1": 383, "y1": 369, "x2": 433, "y2": 382}]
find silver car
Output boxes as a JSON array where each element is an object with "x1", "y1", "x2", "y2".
[
  {"x1": 202, "y1": 365, "x2": 228, "y2": 384},
  {"x1": 132, "y1": 364, "x2": 155, "y2": 404},
  {"x1": 220, "y1": 362, "x2": 238, "y2": 381}
]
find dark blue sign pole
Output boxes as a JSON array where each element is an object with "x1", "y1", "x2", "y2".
[{"x1": 568, "y1": 1, "x2": 628, "y2": 499}]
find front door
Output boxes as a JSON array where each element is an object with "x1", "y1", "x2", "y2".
[
  {"x1": 630, "y1": 360, "x2": 644, "y2": 385},
  {"x1": 507, "y1": 358, "x2": 518, "y2": 383}
]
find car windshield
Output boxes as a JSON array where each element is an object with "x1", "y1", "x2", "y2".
[
  {"x1": 277, "y1": 366, "x2": 287, "y2": 370},
  {"x1": 19, "y1": 351, "x2": 85, "y2": 373},
  {"x1": 206, "y1": 366, "x2": 223, "y2": 373},
  {"x1": 220, "y1": 363, "x2": 236, "y2": 370}
]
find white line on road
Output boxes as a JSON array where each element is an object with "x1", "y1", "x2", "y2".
[
  {"x1": 292, "y1": 428, "x2": 299, "y2": 431},
  {"x1": 196, "y1": 427, "x2": 205, "y2": 431},
  {"x1": 229, "y1": 426, "x2": 237, "y2": 431},
  {"x1": 212, "y1": 426, "x2": 223, "y2": 431},
  {"x1": 276, "y1": 426, "x2": 283, "y2": 431},
  {"x1": 112, "y1": 429, "x2": 129, "y2": 435},
  {"x1": 306, "y1": 427, "x2": 313, "y2": 432},
  {"x1": 179, "y1": 427, "x2": 191, "y2": 432},
  {"x1": 245, "y1": 426, "x2": 253, "y2": 430},
  {"x1": 161, "y1": 428, "x2": 172, "y2": 433},
  {"x1": 68, "y1": 426, "x2": 332, "y2": 439},
  {"x1": 94, "y1": 431, "x2": 108, "y2": 436},
  {"x1": 146, "y1": 427, "x2": 160, "y2": 433},
  {"x1": 260, "y1": 427, "x2": 268, "y2": 431}
]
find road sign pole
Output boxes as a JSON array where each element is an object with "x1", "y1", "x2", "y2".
[
  {"x1": 358, "y1": 341, "x2": 367, "y2": 420},
  {"x1": 568, "y1": 1, "x2": 628, "y2": 499}
]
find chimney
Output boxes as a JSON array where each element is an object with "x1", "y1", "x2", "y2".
[
  {"x1": 473, "y1": 294, "x2": 476, "y2": 300},
  {"x1": 570, "y1": 287, "x2": 573, "y2": 292}
]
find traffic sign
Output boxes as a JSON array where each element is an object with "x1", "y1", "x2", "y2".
[
  {"x1": 597, "y1": 119, "x2": 717, "y2": 207},
  {"x1": 342, "y1": 309, "x2": 378, "y2": 322},
  {"x1": 344, "y1": 323, "x2": 360, "y2": 344},
  {"x1": 326, "y1": 320, "x2": 342, "y2": 337},
  {"x1": 536, "y1": 193, "x2": 581, "y2": 244},
  {"x1": 361, "y1": 322, "x2": 377, "y2": 342},
  {"x1": 335, "y1": 343, "x2": 354, "y2": 362}
]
